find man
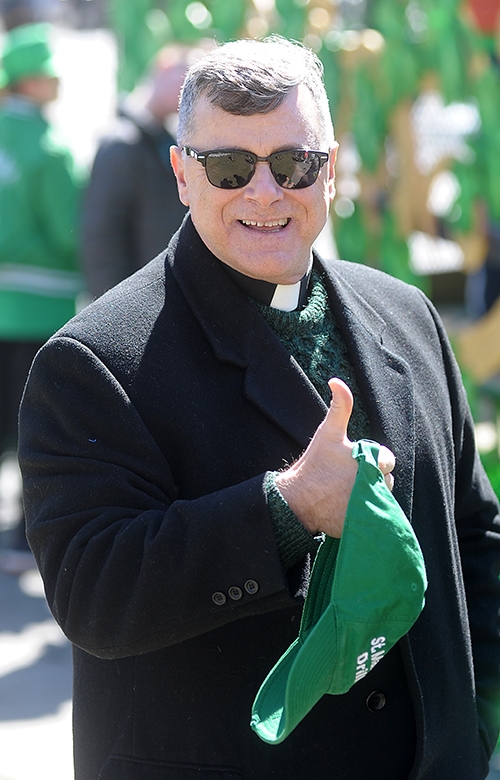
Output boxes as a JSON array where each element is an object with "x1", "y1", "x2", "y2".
[
  {"x1": 19, "y1": 36, "x2": 500, "y2": 779},
  {"x1": 0, "y1": 22, "x2": 82, "y2": 572},
  {"x1": 81, "y1": 44, "x2": 189, "y2": 299}
]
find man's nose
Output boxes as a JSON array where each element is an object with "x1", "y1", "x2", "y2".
[{"x1": 243, "y1": 161, "x2": 284, "y2": 207}]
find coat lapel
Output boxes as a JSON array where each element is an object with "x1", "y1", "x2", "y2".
[
  {"x1": 242, "y1": 314, "x2": 327, "y2": 448},
  {"x1": 167, "y1": 217, "x2": 327, "y2": 450},
  {"x1": 168, "y1": 217, "x2": 415, "y2": 517}
]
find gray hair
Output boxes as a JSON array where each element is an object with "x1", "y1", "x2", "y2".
[{"x1": 177, "y1": 35, "x2": 334, "y2": 148}]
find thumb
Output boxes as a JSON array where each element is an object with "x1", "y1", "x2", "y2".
[{"x1": 325, "y1": 377, "x2": 354, "y2": 443}]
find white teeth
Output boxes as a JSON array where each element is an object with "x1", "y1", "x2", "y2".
[{"x1": 241, "y1": 218, "x2": 288, "y2": 227}]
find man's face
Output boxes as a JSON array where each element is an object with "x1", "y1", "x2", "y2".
[{"x1": 171, "y1": 84, "x2": 337, "y2": 285}]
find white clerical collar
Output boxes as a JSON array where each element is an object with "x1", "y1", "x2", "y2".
[
  {"x1": 224, "y1": 264, "x2": 312, "y2": 312},
  {"x1": 269, "y1": 281, "x2": 303, "y2": 311}
]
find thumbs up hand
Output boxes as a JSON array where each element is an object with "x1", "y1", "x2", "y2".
[{"x1": 275, "y1": 378, "x2": 395, "y2": 538}]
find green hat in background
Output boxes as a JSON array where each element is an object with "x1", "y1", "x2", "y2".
[
  {"x1": 251, "y1": 439, "x2": 427, "y2": 744},
  {"x1": 1, "y1": 23, "x2": 58, "y2": 87}
]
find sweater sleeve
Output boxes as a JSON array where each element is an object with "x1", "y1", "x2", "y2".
[{"x1": 264, "y1": 471, "x2": 320, "y2": 570}]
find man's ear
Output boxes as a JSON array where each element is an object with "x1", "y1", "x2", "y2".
[
  {"x1": 170, "y1": 145, "x2": 190, "y2": 206},
  {"x1": 327, "y1": 141, "x2": 339, "y2": 203}
]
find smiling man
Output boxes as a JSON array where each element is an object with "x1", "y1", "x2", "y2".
[
  {"x1": 18, "y1": 36, "x2": 500, "y2": 780},
  {"x1": 170, "y1": 83, "x2": 335, "y2": 287}
]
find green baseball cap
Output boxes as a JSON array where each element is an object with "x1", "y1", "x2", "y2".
[
  {"x1": 1, "y1": 23, "x2": 58, "y2": 86},
  {"x1": 251, "y1": 439, "x2": 427, "y2": 744}
]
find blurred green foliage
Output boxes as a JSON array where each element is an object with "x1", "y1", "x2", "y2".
[
  {"x1": 480, "y1": 450, "x2": 500, "y2": 497},
  {"x1": 108, "y1": 0, "x2": 500, "y2": 242}
]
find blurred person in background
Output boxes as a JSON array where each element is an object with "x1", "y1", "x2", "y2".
[
  {"x1": 81, "y1": 43, "x2": 192, "y2": 299},
  {"x1": 0, "y1": 0, "x2": 33, "y2": 30},
  {"x1": 466, "y1": 220, "x2": 500, "y2": 320},
  {"x1": 462, "y1": 54, "x2": 500, "y2": 321},
  {"x1": 0, "y1": 22, "x2": 83, "y2": 573},
  {"x1": 0, "y1": 0, "x2": 59, "y2": 29}
]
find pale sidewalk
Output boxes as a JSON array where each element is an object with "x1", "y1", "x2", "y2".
[
  {"x1": 0, "y1": 26, "x2": 116, "y2": 779},
  {"x1": 0, "y1": 453, "x2": 72, "y2": 780},
  {"x1": 0, "y1": 567, "x2": 73, "y2": 780}
]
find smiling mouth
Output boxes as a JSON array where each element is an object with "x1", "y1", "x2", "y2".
[{"x1": 239, "y1": 218, "x2": 290, "y2": 229}]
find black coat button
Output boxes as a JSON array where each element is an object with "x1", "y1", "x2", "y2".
[
  {"x1": 212, "y1": 591, "x2": 226, "y2": 606},
  {"x1": 228, "y1": 586, "x2": 243, "y2": 600},
  {"x1": 244, "y1": 579, "x2": 259, "y2": 594},
  {"x1": 366, "y1": 691, "x2": 386, "y2": 712}
]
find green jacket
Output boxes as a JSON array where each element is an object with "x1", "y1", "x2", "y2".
[{"x1": 0, "y1": 96, "x2": 83, "y2": 340}]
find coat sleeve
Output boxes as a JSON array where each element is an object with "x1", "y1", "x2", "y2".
[
  {"x1": 19, "y1": 336, "x2": 295, "y2": 660},
  {"x1": 424, "y1": 294, "x2": 500, "y2": 755}
]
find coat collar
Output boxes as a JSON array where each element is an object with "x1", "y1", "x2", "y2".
[{"x1": 167, "y1": 216, "x2": 415, "y2": 515}]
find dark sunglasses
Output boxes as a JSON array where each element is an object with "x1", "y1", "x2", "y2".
[{"x1": 183, "y1": 146, "x2": 329, "y2": 190}]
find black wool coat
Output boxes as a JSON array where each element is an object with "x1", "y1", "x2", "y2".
[{"x1": 19, "y1": 216, "x2": 500, "y2": 780}]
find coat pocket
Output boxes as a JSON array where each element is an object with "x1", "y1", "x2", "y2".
[{"x1": 98, "y1": 756, "x2": 243, "y2": 780}]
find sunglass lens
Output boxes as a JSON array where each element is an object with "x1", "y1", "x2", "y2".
[
  {"x1": 205, "y1": 151, "x2": 255, "y2": 189},
  {"x1": 270, "y1": 151, "x2": 320, "y2": 189}
]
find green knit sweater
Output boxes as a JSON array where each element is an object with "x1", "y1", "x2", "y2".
[{"x1": 255, "y1": 271, "x2": 371, "y2": 570}]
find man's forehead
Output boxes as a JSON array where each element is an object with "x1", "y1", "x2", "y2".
[{"x1": 188, "y1": 87, "x2": 324, "y2": 149}]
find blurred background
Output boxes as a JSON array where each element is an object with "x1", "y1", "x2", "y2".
[
  {"x1": 2, "y1": 0, "x2": 495, "y2": 487},
  {"x1": 2, "y1": 0, "x2": 500, "y2": 777}
]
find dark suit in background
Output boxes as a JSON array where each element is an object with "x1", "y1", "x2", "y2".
[{"x1": 81, "y1": 107, "x2": 187, "y2": 299}]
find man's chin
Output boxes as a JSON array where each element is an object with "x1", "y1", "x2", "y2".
[{"x1": 222, "y1": 256, "x2": 309, "y2": 285}]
